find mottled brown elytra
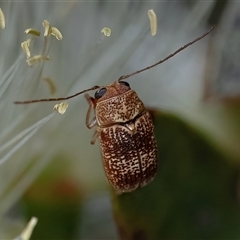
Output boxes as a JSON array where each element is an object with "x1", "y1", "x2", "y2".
[{"x1": 15, "y1": 26, "x2": 215, "y2": 193}]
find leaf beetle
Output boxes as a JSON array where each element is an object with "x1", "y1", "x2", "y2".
[{"x1": 15, "y1": 26, "x2": 215, "y2": 193}]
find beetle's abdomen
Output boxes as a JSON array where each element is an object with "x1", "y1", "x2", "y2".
[{"x1": 98, "y1": 111, "x2": 157, "y2": 193}]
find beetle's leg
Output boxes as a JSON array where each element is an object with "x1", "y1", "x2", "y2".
[
  {"x1": 85, "y1": 94, "x2": 97, "y2": 129},
  {"x1": 90, "y1": 130, "x2": 99, "y2": 145}
]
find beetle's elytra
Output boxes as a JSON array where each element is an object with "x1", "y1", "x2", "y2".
[
  {"x1": 14, "y1": 26, "x2": 215, "y2": 193},
  {"x1": 85, "y1": 81, "x2": 157, "y2": 192}
]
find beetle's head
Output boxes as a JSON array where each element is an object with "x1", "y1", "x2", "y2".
[{"x1": 94, "y1": 81, "x2": 131, "y2": 102}]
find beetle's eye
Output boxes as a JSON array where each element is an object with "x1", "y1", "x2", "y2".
[
  {"x1": 119, "y1": 81, "x2": 130, "y2": 87},
  {"x1": 95, "y1": 87, "x2": 107, "y2": 99}
]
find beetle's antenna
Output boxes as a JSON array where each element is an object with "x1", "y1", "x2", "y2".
[
  {"x1": 15, "y1": 26, "x2": 215, "y2": 105},
  {"x1": 14, "y1": 85, "x2": 100, "y2": 104},
  {"x1": 118, "y1": 25, "x2": 215, "y2": 81}
]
